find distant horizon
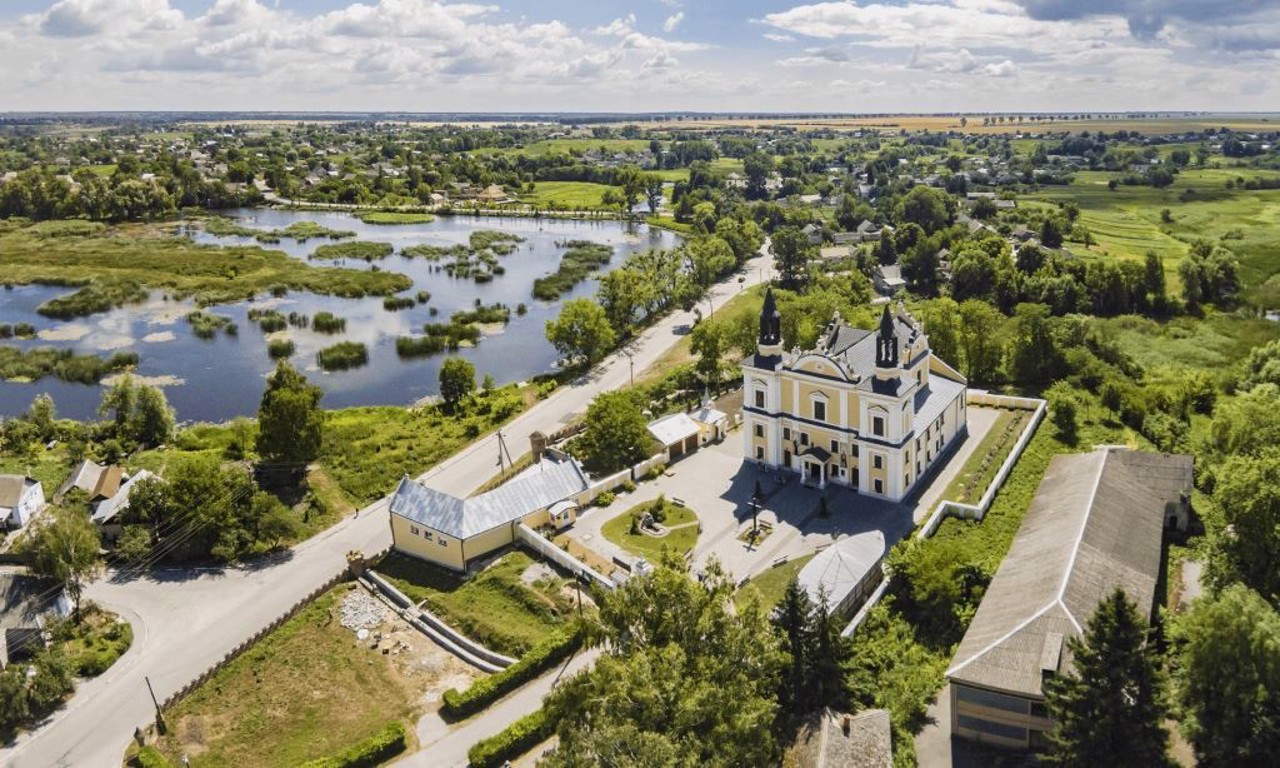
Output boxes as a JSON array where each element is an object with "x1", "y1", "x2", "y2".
[
  {"x1": 3, "y1": 110, "x2": 1278, "y2": 119},
  {"x1": 2, "y1": 1, "x2": 1277, "y2": 113}
]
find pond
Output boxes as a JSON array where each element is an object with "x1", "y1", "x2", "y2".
[{"x1": 0, "y1": 210, "x2": 681, "y2": 422}]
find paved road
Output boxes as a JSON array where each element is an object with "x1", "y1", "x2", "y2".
[
  {"x1": 402, "y1": 648, "x2": 601, "y2": 768},
  {"x1": 0, "y1": 244, "x2": 772, "y2": 768}
]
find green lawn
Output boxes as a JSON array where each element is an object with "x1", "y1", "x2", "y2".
[
  {"x1": 934, "y1": 408, "x2": 1028, "y2": 507},
  {"x1": 518, "y1": 181, "x2": 618, "y2": 209},
  {"x1": 0, "y1": 450, "x2": 73, "y2": 497},
  {"x1": 600, "y1": 499, "x2": 699, "y2": 562},
  {"x1": 154, "y1": 587, "x2": 416, "y2": 768},
  {"x1": 709, "y1": 157, "x2": 745, "y2": 175},
  {"x1": 735, "y1": 553, "x2": 816, "y2": 610},
  {"x1": 376, "y1": 550, "x2": 576, "y2": 656}
]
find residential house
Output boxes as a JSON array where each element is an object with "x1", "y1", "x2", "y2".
[
  {"x1": 945, "y1": 447, "x2": 1193, "y2": 750},
  {"x1": 0, "y1": 475, "x2": 44, "y2": 530},
  {"x1": 741, "y1": 294, "x2": 967, "y2": 500},
  {"x1": 801, "y1": 222, "x2": 823, "y2": 245},
  {"x1": 873, "y1": 264, "x2": 907, "y2": 297},
  {"x1": 389, "y1": 451, "x2": 591, "y2": 571}
]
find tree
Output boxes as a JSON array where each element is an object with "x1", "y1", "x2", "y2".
[
  {"x1": 1043, "y1": 588, "x2": 1171, "y2": 767},
  {"x1": 24, "y1": 508, "x2": 101, "y2": 622},
  {"x1": 115, "y1": 525, "x2": 152, "y2": 563},
  {"x1": 437, "y1": 356, "x2": 476, "y2": 411},
  {"x1": 253, "y1": 492, "x2": 300, "y2": 548},
  {"x1": 1143, "y1": 250, "x2": 1168, "y2": 312},
  {"x1": 887, "y1": 538, "x2": 987, "y2": 645},
  {"x1": 1008, "y1": 303, "x2": 1064, "y2": 384},
  {"x1": 690, "y1": 322, "x2": 724, "y2": 389},
  {"x1": 597, "y1": 267, "x2": 651, "y2": 335},
  {"x1": 255, "y1": 362, "x2": 324, "y2": 469},
  {"x1": 1045, "y1": 381, "x2": 1079, "y2": 444},
  {"x1": 773, "y1": 579, "x2": 815, "y2": 719},
  {"x1": 545, "y1": 298, "x2": 616, "y2": 367},
  {"x1": 1208, "y1": 450, "x2": 1280, "y2": 603},
  {"x1": 643, "y1": 173, "x2": 663, "y2": 213},
  {"x1": 132, "y1": 383, "x2": 175, "y2": 447},
  {"x1": 1208, "y1": 384, "x2": 1280, "y2": 458},
  {"x1": 896, "y1": 185, "x2": 953, "y2": 234},
  {"x1": 1040, "y1": 216, "x2": 1065, "y2": 249},
  {"x1": 27, "y1": 393, "x2": 56, "y2": 443},
  {"x1": 715, "y1": 216, "x2": 765, "y2": 264},
  {"x1": 1171, "y1": 584, "x2": 1280, "y2": 767},
  {"x1": 957, "y1": 300, "x2": 1004, "y2": 383},
  {"x1": 970, "y1": 196, "x2": 998, "y2": 220},
  {"x1": 582, "y1": 390, "x2": 650, "y2": 473},
  {"x1": 771, "y1": 226, "x2": 815, "y2": 290},
  {"x1": 743, "y1": 151, "x2": 774, "y2": 200},
  {"x1": 685, "y1": 236, "x2": 735, "y2": 288}
]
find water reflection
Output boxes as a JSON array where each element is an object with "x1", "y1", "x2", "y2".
[{"x1": 0, "y1": 211, "x2": 680, "y2": 422}]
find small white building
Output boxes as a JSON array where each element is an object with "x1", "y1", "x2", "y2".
[
  {"x1": 0, "y1": 475, "x2": 44, "y2": 529},
  {"x1": 797, "y1": 531, "x2": 886, "y2": 617}
]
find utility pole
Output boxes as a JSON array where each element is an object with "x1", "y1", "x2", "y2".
[{"x1": 146, "y1": 675, "x2": 165, "y2": 733}]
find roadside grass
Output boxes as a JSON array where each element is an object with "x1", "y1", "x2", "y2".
[
  {"x1": 518, "y1": 181, "x2": 618, "y2": 209},
  {"x1": 357, "y1": 211, "x2": 435, "y2": 225},
  {"x1": 643, "y1": 215, "x2": 694, "y2": 235},
  {"x1": 735, "y1": 553, "x2": 816, "y2": 610},
  {"x1": 53, "y1": 603, "x2": 133, "y2": 677},
  {"x1": 600, "y1": 499, "x2": 699, "y2": 562},
  {"x1": 319, "y1": 384, "x2": 532, "y2": 505},
  {"x1": 933, "y1": 408, "x2": 1026, "y2": 507},
  {"x1": 0, "y1": 222, "x2": 411, "y2": 315},
  {"x1": 636, "y1": 285, "x2": 764, "y2": 386},
  {"x1": 1028, "y1": 168, "x2": 1280, "y2": 291},
  {"x1": 154, "y1": 587, "x2": 416, "y2": 768},
  {"x1": 376, "y1": 550, "x2": 576, "y2": 656}
]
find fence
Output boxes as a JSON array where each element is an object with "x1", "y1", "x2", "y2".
[
  {"x1": 585, "y1": 468, "x2": 632, "y2": 504},
  {"x1": 160, "y1": 568, "x2": 349, "y2": 711},
  {"x1": 629, "y1": 453, "x2": 668, "y2": 482},
  {"x1": 515, "y1": 523, "x2": 614, "y2": 592},
  {"x1": 363, "y1": 570, "x2": 515, "y2": 672},
  {"x1": 841, "y1": 392, "x2": 1047, "y2": 637}
]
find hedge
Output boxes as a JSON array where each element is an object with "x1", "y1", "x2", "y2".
[
  {"x1": 298, "y1": 721, "x2": 407, "y2": 768},
  {"x1": 441, "y1": 624, "x2": 583, "y2": 720},
  {"x1": 467, "y1": 708, "x2": 552, "y2": 768},
  {"x1": 133, "y1": 746, "x2": 172, "y2": 768}
]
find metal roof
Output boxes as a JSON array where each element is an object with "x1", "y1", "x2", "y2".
[
  {"x1": 91, "y1": 470, "x2": 155, "y2": 525},
  {"x1": 797, "y1": 531, "x2": 885, "y2": 609},
  {"x1": 912, "y1": 376, "x2": 965, "y2": 434},
  {"x1": 647, "y1": 412, "x2": 700, "y2": 447},
  {"x1": 0, "y1": 475, "x2": 37, "y2": 508},
  {"x1": 389, "y1": 455, "x2": 589, "y2": 539},
  {"x1": 946, "y1": 449, "x2": 1191, "y2": 698}
]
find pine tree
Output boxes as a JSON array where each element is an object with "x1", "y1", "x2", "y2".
[
  {"x1": 810, "y1": 592, "x2": 851, "y2": 711},
  {"x1": 1043, "y1": 588, "x2": 1172, "y2": 767},
  {"x1": 772, "y1": 578, "x2": 814, "y2": 719}
]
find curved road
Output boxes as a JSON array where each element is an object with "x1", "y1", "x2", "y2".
[{"x1": 0, "y1": 243, "x2": 773, "y2": 768}]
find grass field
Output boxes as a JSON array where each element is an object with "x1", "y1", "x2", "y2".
[
  {"x1": 154, "y1": 587, "x2": 418, "y2": 768},
  {"x1": 638, "y1": 114, "x2": 1280, "y2": 136},
  {"x1": 735, "y1": 553, "x2": 816, "y2": 609},
  {"x1": 518, "y1": 181, "x2": 618, "y2": 209},
  {"x1": 376, "y1": 550, "x2": 576, "y2": 656},
  {"x1": 600, "y1": 500, "x2": 699, "y2": 562},
  {"x1": 709, "y1": 157, "x2": 745, "y2": 175},
  {"x1": 474, "y1": 138, "x2": 653, "y2": 158},
  {"x1": 1028, "y1": 168, "x2": 1280, "y2": 292},
  {"x1": 357, "y1": 211, "x2": 435, "y2": 225},
  {"x1": 0, "y1": 450, "x2": 73, "y2": 498}
]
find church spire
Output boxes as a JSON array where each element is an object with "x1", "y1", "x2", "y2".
[
  {"x1": 759, "y1": 288, "x2": 781, "y2": 346},
  {"x1": 876, "y1": 304, "x2": 899, "y2": 370}
]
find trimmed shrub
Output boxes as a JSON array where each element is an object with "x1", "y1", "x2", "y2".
[
  {"x1": 441, "y1": 624, "x2": 583, "y2": 720},
  {"x1": 466, "y1": 708, "x2": 551, "y2": 768},
  {"x1": 298, "y1": 721, "x2": 407, "y2": 768}
]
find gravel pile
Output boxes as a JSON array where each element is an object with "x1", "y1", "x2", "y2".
[{"x1": 340, "y1": 589, "x2": 387, "y2": 632}]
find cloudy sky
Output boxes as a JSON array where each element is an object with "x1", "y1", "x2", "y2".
[{"x1": 1, "y1": 0, "x2": 1277, "y2": 113}]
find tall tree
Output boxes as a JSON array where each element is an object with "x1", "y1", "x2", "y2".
[
  {"x1": 24, "y1": 508, "x2": 101, "y2": 622},
  {"x1": 771, "y1": 226, "x2": 815, "y2": 290},
  {"x1": 1043, "y1": 588, "x2": 1171, "y2": 767},
  {"x1": 1207, "y1": 450, "x2": 1280, "y2": 603},
  {"x1": 772, "y1": 579, "x2": 815, "y2": 719},
  {"x1": 956, "y1": 300, "x2": 1005, "y2": 383},
  {"x1": 643, "y1": 173, "x2": 664, "y2": 213},
  {"x1": 689, "y1": 321, "x2": 724, "y2": 390},
  {"x1": 582, "y1": 390, "x2": 650, "y2": 473},
  {"x1": 545, "y1": 298, "x2": 616, "y2": 367},
  {"x1": 896, "y1": 185, "x2": 953, "y2": 234},
  {"x1": 132, "y1": 383, "x2": 175, "y2": 447},
  {"x1": 255, "y1": 361, "x2": 324, "y2": 469},
  {"x1": 743, "y1": 151, "x2": 774, "y2": 200},
  {"x1": 437, "y1": 356, "x2": 476, "y2": 412},
  {"x1": 1171, "y1": 584, "x2": 1280, "y2": 767}
]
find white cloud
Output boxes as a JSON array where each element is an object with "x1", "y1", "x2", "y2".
[
  {"x1": 663, "y1": 11, "x2": 684, "y2": 33},
  {"x1": 763, "y1": 33, "x2": 795, "y2": 43}
]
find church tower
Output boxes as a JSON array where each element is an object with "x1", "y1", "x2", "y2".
[
  {"x1": 757, "y1": 288, "x2": 783, "y2": 363},
  {"x1": 875, "y1": 303, "x2": 899, "y2": 380}
]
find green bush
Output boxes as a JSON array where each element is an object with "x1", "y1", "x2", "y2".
[
  {"x1": 316, "y1": 342, "x2": 369, "y2": 371},
  {"x1": 441, "y1": 624, "x2": 583, "y2": 719},
  {"x1": 594, "y1": 491, "x2": 615, "y2": 507},
  {"x1": 298, "y1": 721, "x2": 407, "y2": 768},
  {"x1": 267, "y1": 339, "x2": 296, "y2": 359},
  {"x1": 312, "y1": 241, "x2": 394, "y2": 261},
  {"x1": 466, "y1": 708, "x2": 552, "y2": 768},
  {"x1": 133, "y1": 746, "x2": 172, "y2": 768}
]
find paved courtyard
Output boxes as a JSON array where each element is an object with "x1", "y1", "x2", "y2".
[{"x1": 567, "y1": 405, "x2": 1002, "y2": 585}]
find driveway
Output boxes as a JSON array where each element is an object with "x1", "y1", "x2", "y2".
[{"x1": 0, "y1": 246, "x2": 774, "y2": 768}]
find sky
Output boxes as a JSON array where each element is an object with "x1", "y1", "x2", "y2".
[{"x1": 1, "y1": 0, "x2": 1278, "y2": 113}]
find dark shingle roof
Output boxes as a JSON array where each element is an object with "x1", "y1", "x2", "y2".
[{"x1": 946, "y1": 449, "x2": 1191, "y2": 698}]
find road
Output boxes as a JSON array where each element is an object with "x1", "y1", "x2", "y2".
[{"x1": 0, "y1": 244, "x2": 773, "y2": 768}]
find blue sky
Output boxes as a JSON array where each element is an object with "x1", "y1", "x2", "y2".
[{"x1": 1, "y1": 0, "x2": 1277, "y2": 112}]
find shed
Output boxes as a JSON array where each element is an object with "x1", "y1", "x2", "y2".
[
  {"x1": 647, "y1": 413, "x2": 701, "y2": 460},
  {"x1": 796, "y1": 531, "x2": 886, "y2": 617}
]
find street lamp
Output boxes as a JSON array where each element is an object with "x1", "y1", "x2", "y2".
[{"x1": 622, "y1": 350, "x2": 635, "y2": 387}]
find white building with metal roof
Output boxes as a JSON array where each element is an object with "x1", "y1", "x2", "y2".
[{"x1": 388, "y1": 452, "x2": 591, "y2": 571}]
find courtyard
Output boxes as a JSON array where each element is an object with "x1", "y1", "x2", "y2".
[{"x1": 567, "y1": 405, "x2": 1003, "y2": 589}]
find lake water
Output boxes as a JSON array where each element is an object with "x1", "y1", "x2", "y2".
[{"x1": 0, "y1": 210, "x2": 680, "y2": 422}]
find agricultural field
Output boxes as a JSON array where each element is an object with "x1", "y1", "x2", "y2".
[{"x1": 1027, "y1": 168, "x2": 1280, "y2": 292}]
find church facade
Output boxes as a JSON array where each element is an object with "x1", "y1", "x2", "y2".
[{"x1": 741, "y1": 290, "x2": 968, "y2": 502}]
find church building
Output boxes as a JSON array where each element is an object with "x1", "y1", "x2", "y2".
[{"x1": 741, "y1": 290, "x2": 968, "y2": 502}]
